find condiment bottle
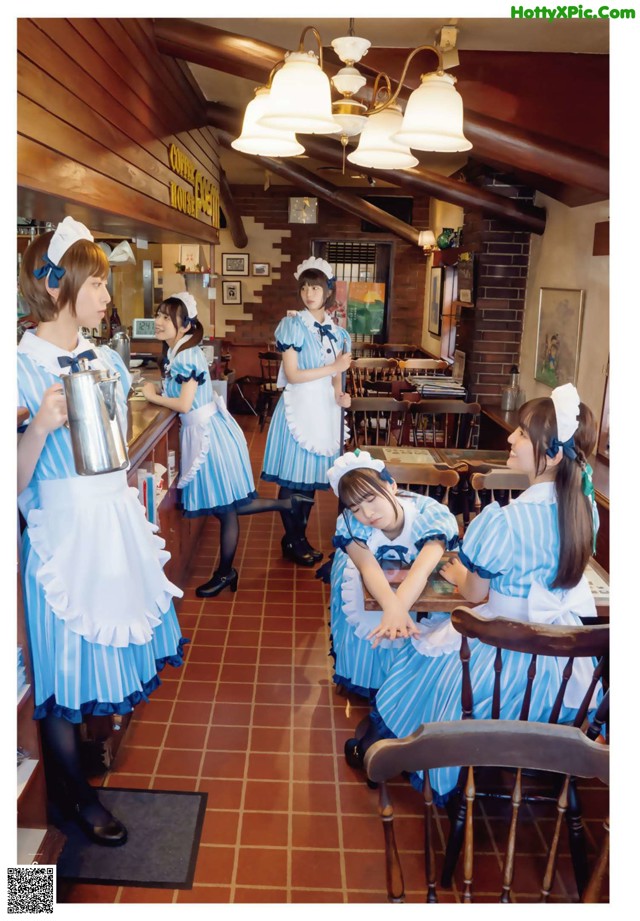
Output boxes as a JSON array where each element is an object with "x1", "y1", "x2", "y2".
[{"x1": 109, "y1": 304, "x2": 122, "y2": 337}]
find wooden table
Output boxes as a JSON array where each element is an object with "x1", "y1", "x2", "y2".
[{"x1": 364, "y1": 553, "x2": 610, "y2": 619}]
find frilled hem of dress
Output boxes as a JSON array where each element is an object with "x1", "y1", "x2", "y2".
[
  {"x1": 27, "y1": 496, "x2": 183, "y2": 648},
  {"x1": 260, "y1": 472, "x2": 330, "y2": 491},
  {"x1": 328, "y1": 633, "x2": 376, "y2": 701},
  {"x1": 181, "y1": 489, "x2": 259, "y2": 517},
  {"x1": 177, "y1": 419, "x2": 212, "y2": 488},
  {"x1": 32, "y1": 638, "x2": 189, "y2": 723}
]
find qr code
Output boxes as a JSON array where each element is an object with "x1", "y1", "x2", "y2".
[{"x1": 7, "y1": 867, "x2": 54, "y2": 914}]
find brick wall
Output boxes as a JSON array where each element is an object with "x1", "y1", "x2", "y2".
[
  {"x1": 458, "y1": 175, "x2": 535, "y2": 405},
  {"x1": 228, "y1": 186, "x2": 430, "y2": 345}
]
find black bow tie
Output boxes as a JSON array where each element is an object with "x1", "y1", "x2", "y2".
[
  {"x1": 57, "y1": 349, "x2": 97, "y2": 372},
  {"x1": 314, "y1": 321, "x2": 337, "y2": 343}
]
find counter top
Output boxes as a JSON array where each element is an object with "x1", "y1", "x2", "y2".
[{"x1": 126, "y1": 370, "x2": 176, "y2": 471}]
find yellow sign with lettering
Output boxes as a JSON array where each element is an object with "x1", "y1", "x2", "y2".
[{"x1": 168, "y1": 143, "x2": 220, "y2": 228}]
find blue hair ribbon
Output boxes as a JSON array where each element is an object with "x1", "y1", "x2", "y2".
[{"x1": 34, "y1": 254, "x2": 66, "y2": 288}]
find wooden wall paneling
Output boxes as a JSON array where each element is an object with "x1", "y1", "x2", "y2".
[{"x1": 18, "y1": 136, "x2": 219, "y2": 243}]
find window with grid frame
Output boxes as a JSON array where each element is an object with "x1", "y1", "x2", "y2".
[{"x1": 314, "y1": 241, "x2": 392, "y2": 341}]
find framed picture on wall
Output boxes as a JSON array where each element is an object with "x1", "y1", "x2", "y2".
[
  {"x1": 222, "y1": 253, "x2": 249, "y2": 276},
  {"x1": 252, "y1": 262, "x2": 270, "y2": 277},
  {"x1": 222, "y1": 280, "x2": 242, "y2": 305},
  {"x1": 534, "y1": 287, "x2": 585, "y2": 387},
  {"x1": 427, "y1": 266, "x2": 443, "y2": 336}
]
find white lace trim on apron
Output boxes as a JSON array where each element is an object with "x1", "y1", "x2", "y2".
[
  {"x1": 27, "y1": 471, "x2": 183, "y2": 647},
  {"x1": 177, "y1": 397, "x2": 225, "y2": 488}
]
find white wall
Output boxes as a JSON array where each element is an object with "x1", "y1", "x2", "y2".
[{"x1": 519, "y1": 194, "x2": 609, "y2": 423}]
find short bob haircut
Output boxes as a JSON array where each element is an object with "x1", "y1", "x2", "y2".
[
  {"x1": 20, "y1": 231, "x2": 110, "y2": 322},
  {"x1": 295, "y1": 268, "x2": 336, "y2": 310}
]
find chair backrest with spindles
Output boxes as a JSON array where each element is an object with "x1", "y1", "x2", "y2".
[
  {"x1": 258, "y1": 350, "x2": 282, "y2": 386},
  {"x1": 347, "y1": 397, "x2": 408, "y2": 448},
  {"x1": 405, "y1": 400, "x2": 481, "y2": 449},
  {"x1": 387, "y1": 464, "x2": 460, "y2": 507},
  {"x1": 469, "y1": 468, "x2": 530, "y2": 518},
  {"x1": 397, "y1": 358, "x2": 450, "y2": 379},
  {"x1": 348, "y1": 358, "x2": 400, "y2": 397}
]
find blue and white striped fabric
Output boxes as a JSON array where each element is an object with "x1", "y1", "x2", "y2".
[
  {"x1": 330, "y1": 492, "x2": 459, "y2": 697},
  {"x1": 164, "y1": 346, "x2": 257, "y2": 515},
  {"x1": 374, "y1": 481, "x2": 599, "y2": 799},
  {"x1": 17, "y1": 338, "x2": 186, "y2": 722},
  {"x1": 261, "y1": 311, "x2": 351, "y2": 490}
]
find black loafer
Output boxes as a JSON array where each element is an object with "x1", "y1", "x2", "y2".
[
  {"x1": 75, "y1": 807, "x2": 128, "y2": 847},
  {"x1": 282, "y1": 538, "x2": 316, "y2": 567}
]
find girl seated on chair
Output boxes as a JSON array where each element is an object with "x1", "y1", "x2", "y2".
[
  {"x1": 345, "y1": 384, "x2": 601, "y2": 802},
  {"x1": 326, "y1": 451, "x2": 458, "y2": 711}
]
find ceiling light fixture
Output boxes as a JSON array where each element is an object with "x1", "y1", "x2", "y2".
[{"x1": 232, "y1": 22, "x2": 471, "y2": 170}]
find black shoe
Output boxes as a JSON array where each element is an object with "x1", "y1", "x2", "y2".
[
  {"x1": 196, "y1": 568, "x2": 238, "y2": 598},
  {"x1": 344, "y1": 737, "x2": 378, "y2": 788},
  {"x1": 282, "y1": 538, "x2": 316, "y2": 567},
  {"x1": 281, "y1": 534, "x2": 323, "y2": 563},
  {"x1": 74, "y1": 804, "x2": 128, "y2": 847},
  {"x1": 302, "y1": 539, "x2": 323, "y2": 562}
]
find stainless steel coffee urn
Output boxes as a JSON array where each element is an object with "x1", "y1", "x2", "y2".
[{"x1": 62, "y1": 361, "x2": 129, "y2": 475}]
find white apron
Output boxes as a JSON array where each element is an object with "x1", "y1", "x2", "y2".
[
  {"x1": 410, "y1": 579, "x2": 598, "y2": 708},
  {"x1": 24, "y1": 471, "x2": 183, "y2": 647},
  {"x1": 177, "y1": 396, "x2": 227, "y2": 488},
  {"x1": 283, "y1": 377, "x2": 345, "y2": 456}
]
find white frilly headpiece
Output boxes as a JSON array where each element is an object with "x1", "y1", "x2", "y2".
[
  {"x1": 294, "y1": 257, "x2": 334, "y2": 281},
  {"x1": 34, "y1": 216, "x2": 94, "y2": 288},
  {"x1": 548, "y1": 383, "x2": 581, "y2": 458},
  {"x1": 172, "y1": 291, "x2": 198, "y2": 320},
  {"x1": 327, "y1": 450, "x2": 389, "y2": 496}
]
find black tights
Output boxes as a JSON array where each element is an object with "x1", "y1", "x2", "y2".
[
  {"x1": 277, "y1": 486, "x2": 315, "y2": 543},
  {"x1": 215, "y1": 495, "x2": 305, "y2": 575},
  {"x1": 40, "y1": 714, "x2": 113, "y2": 825}
]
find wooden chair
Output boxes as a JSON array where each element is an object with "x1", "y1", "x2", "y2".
[
  {"x1": 440, "y1": 607, "x2": 609, "y2": 895},
  {"x1": 348, "y1": 358, "x2": 400, "y2": 397},
  {"x1": 256, "y1": 350, "x2": 282, "y2": 432},
  {"x1": 364, "y1": 717, "x2": 609, "y2": 903},
  {"x1": 397, "y1": 358, "x2": 449, "y2": 379},
  {"x1": 347, "y1": 397, "x2": 408, "y2": 448},
  {"x1": 404, "y1": 400, "x2": 481, "y2": 449},
  {"x1": 386, "y1": 464, "x2": 460, "y2": 508},
  {"x1": 352, "y1": 341, "x2": 384, "y2": 359},
  {"x1": 470, "y1": 468, "x2": 530, "y2": 519},
  {"x1": 383, "y1": 343, "x2": 423, "y2": 360}
]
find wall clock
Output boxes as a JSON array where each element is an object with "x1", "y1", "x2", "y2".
[{"x1": 288, "y1": 196, "x2": 318, "y2": 224}]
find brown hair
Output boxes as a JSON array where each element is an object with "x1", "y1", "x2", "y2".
[
  {"x1": 296, "y1": 268, "x2": 336, "y2": 309},
  {"x1": 338, "y1": 467, "x2": 399, "y2": 545},
  {"x1": 156, "y1": 297, "x2": 204, "y2": 363},
  {"x1": 518, "y1": 396, "x2": 597, "y2": 588},
  {"x1": 19, "y1": 232, "x2": 110, "y2": 322}
]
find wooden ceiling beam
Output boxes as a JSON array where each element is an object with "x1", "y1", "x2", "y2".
[
  {"x1": 219, "y1": 168, "x2": 248, "y2": 248},
  {"x1": 152, "y1": 19, "x2": 608, "y2": 197},
  {"x1": 215, "y1": 128, "x2": 422, "y2": 247},
  {"x1": 206, "y1": 104, "x2": 546, "y2": 235}
]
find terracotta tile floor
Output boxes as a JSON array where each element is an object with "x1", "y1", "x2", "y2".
[{"x1": 57, "y1": 414, "x2": 609, "y2": 904}]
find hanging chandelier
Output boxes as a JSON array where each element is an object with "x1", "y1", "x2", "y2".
[{"x1": 231, "y1": 21, "x2": 472, "y2": 170}]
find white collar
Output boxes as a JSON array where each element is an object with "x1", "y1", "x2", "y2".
[
  {"x1": 166, "y1": 333, "x2": 193, "y2": 367},
  {"x1": 18, "y1": 328, "x2": 103, "y2": 377},
  {"x1": 512, "y1": 480, "x2": 557, "y2": 505},
  {"x1": 299, "y1": 308, "x2": 332, "y2": 331}
]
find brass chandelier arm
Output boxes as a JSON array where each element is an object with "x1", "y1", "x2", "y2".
[
  {"x1": 263, "y1": 59, "x2": 285, "y2": 91},
  {"x1": 364, "y1": 43, "x2": 445, "y2": 116},
  {"x1": 297, "y1": 26, "x2": 324, "y2": 69},
  {"x1": 371, "y1": 73, "x2": 393, "y2": 107}
]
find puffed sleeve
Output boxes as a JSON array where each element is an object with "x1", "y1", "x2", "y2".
[
  {"x1": 411, "y1": 494, "x2": 459, "y2": 551},
  {"x1": 332, "y1": 509, "x2": 372, "y2": 552},
  {"x1": 458, "y1": 501, "x2": 512, "y2": 579},
  {"x1": 171, "y1": 348, "x2": 208, "y2": 385},
  {"x1": 99, "y1": 345, "x2": 132, "y2": 397},
  {"x1": 275, "y1": 315, "x2": 304, "y2": 352}
]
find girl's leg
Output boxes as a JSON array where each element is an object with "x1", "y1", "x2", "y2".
[
  {"x1": 40, "y1": 714, "x2": 127, "y2": 845},
  {"x1": 276, "y1": 486, "x2": 321, "y2": 564},
  {"x1": 196, "y1": 510, "x2": 240, "y2": 597}
]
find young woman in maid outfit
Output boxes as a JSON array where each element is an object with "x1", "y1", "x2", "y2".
[
  {"x1": 345, "y1": 384, "x2": 602, "y2": 801},
  {"x1": 326, "y1": 451, "x2": 458, "y2": 706},
  {"x1": 17, "y1": 218, "x2": 187, "y2": 846},
  {"x1": 143, "y1": 293, "x2": 309, "y2": 598},
  {"x1": 261, "y1": 257, "x2": 352, "y2": 566}
]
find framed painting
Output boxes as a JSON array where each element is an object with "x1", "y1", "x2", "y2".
[
  {"x1": 222, "y1": 253, "x2": 249, "y2": 276},
  {"x1": 222, "y1": 280, "x2": 242, "y2": 305},
  {"x1": 534, "y1": 288, "x2": 585, "y2": 387},
  {"x1": 252, "y1": 262, "x2": 270, "y2": 277},
  {"x1": 427, "y1": 266, "x2": 443, "y2": 336}
]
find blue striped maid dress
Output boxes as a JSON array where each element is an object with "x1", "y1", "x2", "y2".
[
  {"x1": 330, "y1": 492, "x2": 459, "y2": 699},
  {"x1": 373, "y1": 480, "x2": 601, "y2": 800},
  {"x1": 261, "y1": 310, "x2": 351, "y2": 490},
  {"x1": 17, "y1": 330, "x2": 186, "y2": 723},
  {"x1": 164, "y1": 345, "x2": 257, "y2": 515}
]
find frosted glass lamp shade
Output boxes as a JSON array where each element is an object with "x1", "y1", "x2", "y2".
[
  {"x1": 392, "y1": 72, "x2": 472, "y2": 152},
  {"x1": 331, "y1": 65, "x2": 367, "y2": 96},
  {"x1": 259, "y1": 51, "x2": 341, "y2": 135},
  {"x1": 231, "y1": 88, "x2": 305, "y2": 156},
  {"x1": 347, "y1": 105, "x2": 419, "y2": 170},
  {"x1": 331, "y1": 35, "x2": 371, "y2": 64}
]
